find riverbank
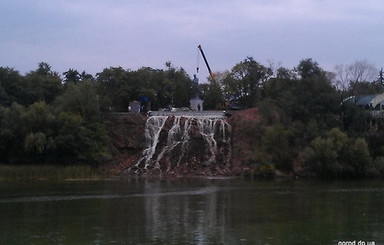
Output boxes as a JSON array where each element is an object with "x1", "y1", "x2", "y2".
[{"x1": 0, "y1": 164, "x2": 111, "y2": 181}]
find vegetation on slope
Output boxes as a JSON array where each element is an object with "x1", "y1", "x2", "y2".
[{"x1": 1, "y1": 59, "x2": 384, "y2": 178}]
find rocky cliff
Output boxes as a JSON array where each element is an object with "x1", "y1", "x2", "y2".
[
  {"x1": 105, "y1": 113, "x2": 147, "y2": 175},
  {"x1": 106, "y1": 109, "x2": 263, "y2": 176}
]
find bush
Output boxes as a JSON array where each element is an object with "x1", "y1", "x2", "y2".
[
  {"x1": 350, "y1": 138, "x2": 372, "y2": 176},
  {"x1": 373, "y1": 157, "x2": 384, "y2": 176},
  {"x1": 305, "y1": 128, "x2": 374, "y2": 177},
  {"x1": 261, "y1": 124, "x2": 293, "y2": 171},
  {"x1": 249, "y1": 163, "x2": 276, "y2": 178}
]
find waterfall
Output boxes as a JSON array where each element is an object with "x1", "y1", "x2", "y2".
[{"x1": 128, "y1": 114, "x2": 231, "y2": 175}]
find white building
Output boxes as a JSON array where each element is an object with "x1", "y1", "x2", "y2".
[{"x1": 190, "y1": 97, "x2": 204, "y2": 111}]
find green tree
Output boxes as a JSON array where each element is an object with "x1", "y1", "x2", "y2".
[
  {"x1": 134, "y1": 67, "x2": 166, "y2": 109},
  {"x1": 223, "y1": 57, "x2": 272, "y2": 108},
  {"x1": 24, "y1": 62, "x2": 63, "y2": 104},
  {"x1": 24, "y1": 101, "x2": 55, "y2": 134},
  {"x1": 261, "y1": 67, "x2": 296, "y2": 123},
  {"x1": 21, "y1": 102, "x2": 57, "y2": 163},
  {"x1": 63, "y1": 69, "x2": 94, "y2": 85},
  {"x1": 296, "y1": 58, "x2": 325, "y2": 79},
  {"x1": 305, "y1": 128, "x2": 373, "y2": 177},
  {"x1": 261, "y1": 124, "x2": 293, "y2": 171},
  {"x1": 95, "y1": 64, "x2": 193, "y2": 111},
  {"x1": 54, "y1": 81, "x2": 99, "y2": 120},
  {"x1": 261, "y1": 59, "x2": 339, "y2": 137},
  {"x1": 80, "y1": 71, "x2": 94, "y2": 81},
  {"x1": 0, "y1": 103, "x2": 26, "y2": 163},
  {"x1": 292, "y1": 59, "x2": 340, "y2": 127},
  {"x1": 0, "y1": 67, "x2": 26, "y2": 106},
  {"x1": 165, "y1": 65, "x2": 192, "y2": 108},
  {"x1": 54, "y1": 111, "x2": 86, "y2": 163},
  {"x1": 341, "y1": 137, "x2": 372, "y2": 176},
  {"x1": 306, "y1": 128, "x2": 348, "y2": 177},
  {"x1": 54, "y1": 111, "x2": 109, "y2": 165},
  {"x1": 63, "y1": 68, "x2": 81, "y2": 84},
  {"x1": 96, "y1": 67, "x2": 133, "y2": 111},
  {"x1": 199, "y1": 82, "x2": 225, "y2": 110},
  {"x1": 24, "y1": 132, "x2": 55, "y2": 157}
]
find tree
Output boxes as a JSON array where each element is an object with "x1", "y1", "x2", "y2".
[
  {"x1": 222, "y1": 57, "x2": 272, "y2": 108},
  {"x1": 334, "y1": 60, "x2": 380, "y2": 98},
  {"x1": 24, "y1": 62, "x2": 63, "y2": 104},
  {"x1": 0, "y1": 67, "x2": 25, "y2": 106},
  {"x1": 306, "y1": 128, "x2": 348, "y2": 177},
  {"x1": 24, "y1": 132, "x2": 55, "y2": 158},
  {"x1": 261, "y1": 67, "x2": 296, "y2": 114},
  {"x1": 63, "y1": 69, "x2": 94, "y2": 84},
  {"x1": 54, "y1": 81, "x2": 99, "y2": 121},
  {"x1": 96, "y1": 66, "x2": 130, "y2": 111},
  {"x1": 261, "y1": 59, "x2": 339, "y2": 130},
  {"x1": 164, "y1": 64, "x2": 192, "y2": 108},
  {"x1": 20, "y1": 102, "x2": 56, "y2": 162},
  {"x1": 305, "y1": 128, "x2": 374, "y2": 177},
  {"x1": 291, "y1": 59, "x2": 339, "y2": 127},
  {"x1": 0, "y1": 103, "x2": 27, "y2": 163},
  {"x1": 80, "y1": 71, "x2": 94, "y2": 81},
  {"x1": 345, "y1": 138, "x2": 372, "y2": 176},
  {"x1": 296, "y1": 58, "x2": 324, "y2": 79},
  {"x1": 95, "y1": 64, "x2": 193, "y2": 111},
  {"x1": 24, "y1": 101, "x2": 55, "y2": 134},
  {"x1": 63, "y1": 68, "x2": 81, "y2": 84},
  {"x1": 261, "y1": 124, "x2": 294, "y2": 171},
  {"x1": 199, "y1": 82, "x2": 224, "y2": 110},
  {"x1": 54, "y1": 111, "x2": 109, "y2": 165}
]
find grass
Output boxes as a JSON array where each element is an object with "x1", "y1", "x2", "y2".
[{"x1": 0, "y1": 164, "x2": 111, "y2": 181}]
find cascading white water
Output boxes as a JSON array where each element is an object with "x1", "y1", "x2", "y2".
[
  {"x1": 139, "y1": 116, "x2": 168, "y2": 169},
  {"x1": 130, "y1": 114, "x2": 231, "y2": 175}
]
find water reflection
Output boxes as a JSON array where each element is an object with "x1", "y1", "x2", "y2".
[
  {"x1": 143, "y1": 180, "x2": 230, "y2": 244},
  {"x1": 1, "y1": 179, "x2": 384, "y2": 244}
]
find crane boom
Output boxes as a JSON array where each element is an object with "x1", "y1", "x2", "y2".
[{"x1": 197, "y1": 45, "x2": 216, "y2": 84}]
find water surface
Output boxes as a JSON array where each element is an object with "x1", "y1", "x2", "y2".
[{"x1": 1, "y1": 178, "x2": 383, "y2": 244}]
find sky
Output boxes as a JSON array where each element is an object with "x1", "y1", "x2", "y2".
[{"x1": 1, "y1": 0, "x2": 384, "y2": 82}]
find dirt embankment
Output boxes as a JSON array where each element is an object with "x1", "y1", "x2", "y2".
[
  {"x1": 227, "y1": 108, "x2": 263, "y2": 174},
  {"x1": 104, "y1": 113, "x2": 147, "y2": 175},
  {"x1": 105, "y1": 109, "x2": 266, "y2": 176}
]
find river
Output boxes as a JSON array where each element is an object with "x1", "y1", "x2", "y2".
[{"x1": 0, "y1": 178, "x2": 383, "y2": 245}]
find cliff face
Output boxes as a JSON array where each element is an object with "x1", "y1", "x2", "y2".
[
  {"x1": 106, "y1": 109, "x2": 262, "y2": 176},
  {"x1": 105, "y1": 113, "x2": 147, "y2": 174},
  {"x1": 128, "y1": 115, "x2": 232, "y2": 176},
  {"x1": 227, "y1": 108, "x2": 263, "y2": 173}
]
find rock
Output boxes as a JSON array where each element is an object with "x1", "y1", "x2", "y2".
[
  {"x1": 106, "y1": 108, "x2": 269, "y2": 177},
  {"x1": 104, "y1": 113, "x2": 147, "y2": 173}
]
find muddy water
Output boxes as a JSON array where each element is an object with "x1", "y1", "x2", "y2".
[{"x1": 1, "y1": 178, "x2": 384, "y2": 245}]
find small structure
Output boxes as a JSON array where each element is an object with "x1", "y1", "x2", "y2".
[
  {"x1": 129, "y1": 101, "x2": 141, "y2": 113},
  {"x1": 190, "y1": 97, "x2": 204, "y2": 111}
]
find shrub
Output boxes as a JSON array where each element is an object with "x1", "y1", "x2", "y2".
[
  {"x1": 305, "y1": 128, "x2": 373, "y2": 177},
  {"x1": 261, "y1": 124, "x2": 293, "y2": 171}
]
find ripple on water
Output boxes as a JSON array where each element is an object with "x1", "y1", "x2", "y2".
[{"x1": 0, "y1": 186, "x2": 226, "y2": 203}]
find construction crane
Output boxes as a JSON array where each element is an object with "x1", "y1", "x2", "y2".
[{"x1": 197, "y1": 45, "x2": 216, "y2": 84}]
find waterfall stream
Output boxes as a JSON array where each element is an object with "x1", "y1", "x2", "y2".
[{"x1": 128, "y1": 115, "x2": 231, "y2": 175}]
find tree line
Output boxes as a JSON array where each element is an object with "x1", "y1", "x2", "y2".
[
  {"x1": 0, "y1": 62, "x2": 194, "y2": 166},
  {"x1": 1, "y1": 59, "x2": 384, "y2": 177}
]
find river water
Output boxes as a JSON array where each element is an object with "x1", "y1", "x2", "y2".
[{"x1": 0, "y1": 178, "x2": 383, "y2": 245}]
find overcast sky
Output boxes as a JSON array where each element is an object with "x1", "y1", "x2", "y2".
[{"x1": 1, "y1": 0, "x2": 384, "y2": 81}]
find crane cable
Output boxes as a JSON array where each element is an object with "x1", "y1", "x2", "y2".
[{"x1": 196, "y1": 47, "x2": 200, "y2": 78}]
